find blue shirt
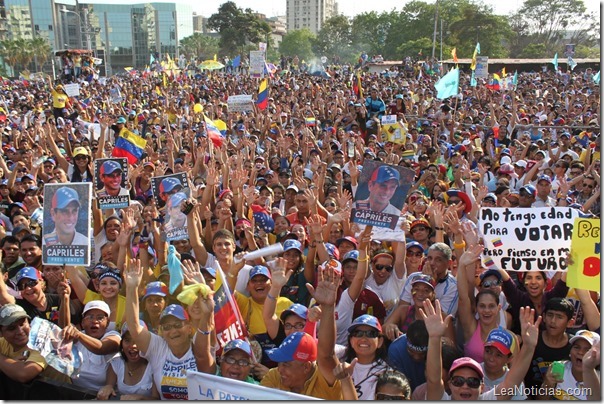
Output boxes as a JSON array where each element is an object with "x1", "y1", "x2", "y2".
[{"x1": 386, "y1": 335, "x2": 426, "y2": 390}]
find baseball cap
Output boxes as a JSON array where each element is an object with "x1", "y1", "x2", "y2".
[
  {"x1": 0, "y1": 304, "x2": 30, "y2": 326},
  {"x1": 500, "y1": 156, "x2": 512, "y2": 165},
  {"x1": 319, "y1": 258, "x2": 342, "y2": 275},
  {"x1": 266, "y1": 332, "x2": 317, "y2": 362},
  {"x1": 283, "y1": 239, "x2": 303, "y2": 253},
  {"x1": 485, "y1": 327, "x2": 514, "y2": 355},
  {"x1": 410, "y1": 217, "x2": 431, "y2": 231},
  {"x1": 411, "y1": 274, "x2": 436, "y2": 290},
  {"x1": 249, "y1": 265, "x2": 271, "y2": 281},
  {"x1": 537, "y1": 174, "x2": 552, "y2": 184},
  {"x1": 160, "y1": 304, "x2": 190, "y2": 322},
  {"x1": 201, "y1": 267, "x2": 217, "y2": 279},
  {"x1": 223, "y1": 339, "x2": 253, "y2": 357},
  {"x1": 450, "y1": 357, "x2": 484, "y2": 378},
  {"x1": 406, "y1": 241, "x2": 424, "y2": 252},
  {"x1": 72, "y1": 147, "x2": 89, "y2": 157},
  {"x1": 121, "y1": 319, "x2": 147, "y2": 336},
  {"x1": 12, "y1": 225, "x2": 31, "y2": 237},
  {"x1": 342, "y1": 250, "x2": 360, "y2": 264},
  {"x1": 500, "y1": 148, "x2": 511, "y2": 156},
  {"x1": 324, "y1": 243, "x2": 340, "y2": 261},
  {"x1": 445, "y1": 189, "x2": 472, "y2": 214},
  {"x1": 15, "y1": 266, "x2": 42, "y2": 283},
  {"x1": 479, "y1": 269, "x2": 503, "y2": 282},
  {"x1": 83, "y1": 300, "x2": 111, "y2": 317},
  {"x1": 498, "y1": 163, "x2": 517, "y2": 177},
  {"x1": 335, "y1": 236, "x2": 358, "y2": 249},
  {"x1": 159, "y1": 177, "x2": 183, "y2": 194},
  {"x1": 520, "y1": 184, "x2": 536, "y2": 197},
  {"x1": 347, "y1": 314, "x2": 383, "y2": 333},
  {"x1": 51, "y1": 186, "x2": 81, "y2": 209},
  {"x1": 370, "y1": 165, "x2": 400, "y2": 184},
  {"x1": 514, "y1": 160, "x2": 527, "y2": 168},
  {"x1": 483, "y1": 193, "x2": 497, "y2": 203},
  {"x1": 143, "y1": 281, "x2": 169, "y2": 300},
  {"x1": 569, "y1": 330, "x2": 601, "y2": 346},
  {"x1": 100, "y1": 160, "x2": 122, "y2": 176},
  {"x1": 280, "y1": 303, "x2": 308, "y2": 322},
  {"x1": 116, "y1": 116, "x2": 127, "y2": 124}
]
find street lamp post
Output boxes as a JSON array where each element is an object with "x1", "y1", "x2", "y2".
[{"x1": 60, "y1": 6, "x2": 91, "y2": 50}]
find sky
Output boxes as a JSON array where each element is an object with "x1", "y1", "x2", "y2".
[{"x1": 86, "y1": 0, "x2": 600, "y2": 19}]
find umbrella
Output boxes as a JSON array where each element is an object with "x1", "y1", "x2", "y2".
[{"x1": 199, "y1": 60, "x2": 225, "y2": 70}]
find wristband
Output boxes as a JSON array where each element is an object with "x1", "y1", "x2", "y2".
[
  {"x1": 197, "y1": 328, "x2": 212, "y2": 335},
  {"x1": 453, "y1": 240, "x2": 466, "y2": 249},
  {"x1": 267, "y1": 293, "x2": 277, "y2": 301},
  {"x1": 227, "y1": 273, "x2": 236, "y2": 279},
  {"x1": 434, "y1": 226, "x2": 444, "y2": 230},
  {"x1": 358, "y1": 256, "x2": 369, "y2": 262}
]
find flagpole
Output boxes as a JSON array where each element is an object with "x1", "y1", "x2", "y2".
[{"x1": 431, "y1": 0, "x2": 438, "y2": 60}]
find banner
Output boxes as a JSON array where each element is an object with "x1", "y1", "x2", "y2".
[
  {"x1": 28, "y1": 317, "x2": 82, "y2": 377},
  {"x1": 186, "y1": 371, "x2": 319, "y2": 400},
  {"x1": 63, "y1": 83, "x2": 80, "y2": 97},
  {"x1": 381, "y1": 115, "x2": 405, "y2": 144},
  {"x1": 475, "y1": 56, "x2": 489, "y2": 79},
  {"x1": 249, "y1": 51, "x2": 265, "y2": 78},
  {"x1": 42, "y1": 183, "x2": 92, "y2": 266},
  {"x1": 567, "y1": 218, "x2": 600, "y2": 292},
  {"x1": 94, "y1": 158, "x2": 130, "y2": 210},
  {"x1": 479, "y1": 207, "x2": 580, "y2": 271},
  {"x1": 227, "y1": 94, "x2": 254, "y2": 112}
]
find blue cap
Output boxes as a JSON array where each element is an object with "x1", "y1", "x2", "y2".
[
  {"x1": 411, "y1": 274, "x2": 435, "y2": 289},
  {"x1": 370, "y1": 165, "x2": 400, "y2": 184},
  {"x1": 223, "y1": 339, "x2": 253, "y2": 357},
  {"x1": 266, "y1": 332, "x2": 317, "y2": 363},
  {"x1": 121, "y1": 319, "x2": 147, "y2": 336},
  {"x1": 168, "y1": 191, "x2": 187, "y2": 208},
  {"x1": 283, "y1": 239, "x2": 303, "y2": 253},
  {"x1": 0, "y1": 180, "x2": 8, "y2": 186},
  {"x1": 537, "y1": 174, "x2": 552, "y2": 184},
  {"x1": 201, "y1": 267, "x2": 217, "y2": 279},
  {"x1": 116, "y1": 116, "x2": 127, "y2": 124},
  {"x1": 479, "y1": 269, "x2": 503, "y2": 282},
  {"x1": 253, "y1": 210, "x2": 275, "y2": 233},
  {"x1": 249, "y1": 265, "x2": 271, "y2": 281},
  {"x1": 485, "y1": 327, "x2": 514, "y2": 355},
  {"x1": 143, "y1": 281, "x2": 169, "y2": 300},
  {"x1": 160, "y1": 304, "x2": 190, "y2": 321},
  {"x1": 159, "y1": 177, "x2": 183, "y2": 194},
  {"x1": 174, "y1": 158, "x2": 184, "y2": 165},
  {"x1": 406, "y1": 241, "x2": 424, "y2": 252},
  {"x1": 342, "y1": 250, "x2": 360, "y2": 263},
  {"x1": 347, "y1": 314, "x2": 383, "y2": 333},
  {"x1": 324, "y1": 242, "x2": 340, "y2": 260},
  {"x1": 16, "y1": 267, "x2": 41, "y2": 284},
  {"x1": 280, "y1": 303, "x2": 308, "y2": 322},
  {"x1": 501, "y1": 148, "x2": 511, "y2": 155},
  {"x1": 51, "y1": 186, "x2": 81, "y2": 209},
  {"x1": 520, "y1": 184, "x2": 536, "y2": 197},
  {"x1": 100, "y1": 160, "x2": 122, "y2": 176}
]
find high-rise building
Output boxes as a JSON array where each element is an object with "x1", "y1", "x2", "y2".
[{"x1": 286, "y1": 0, "x2": 338, "y2": 34}]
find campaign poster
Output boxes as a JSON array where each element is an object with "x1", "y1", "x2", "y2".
[
  {"x1": 94, "y1": 157, "x2": 130, "y2": 209},
  {"x1": 479, "y1": 207, "x2": 580, "y2": 272},
  {"x1": 42, "y1": 183, "x2": 92, "y2": 266},
  {"x1": 475, "y1": 56, "x2": 489, "y2": 79},
  {"x1": 28, "y1": 317, "x2": 82, "y2": 377},
  {"x1": 151, "y1": 173, "x2": 190, "y2": 241},
  {"x1": 567, "y1": 218, "x2": 600, "y2": 292},
  {"x1": 351, "y1": 160, "x2": 415, "y2": 230},
  {"x1": 249, "y1": 50, "x2": 265, "y2": 78}
]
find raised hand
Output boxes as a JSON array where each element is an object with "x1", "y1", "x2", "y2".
[
  {"x1": 383, "y1": 323, "x2": 402, "y2": 341},
  {"x1": 305, "y1": 214, "x2": 324, "y2": 237},
  {"x1": 182, "y1": 259, "x2": 204, "y2": 284},
  {"x1": 582, "y1": 343, "x2": 600, "y2": 370},
  {"x1": 519, "y1": 306, "x2": 542, "y2": 348},
  {"x1": 418, "y1": 298, "x2": 451, "y2": 338},
  {"x1": 124, "y1": 257, "x2": 143, "y2": 289},
  {"x1": 271, "y1": 257, "x2": 293, "y2": 289},
  {"x1": 458, "y1": 244, "x2": 483, "y2": 269},
  {"x1": 306, "y1": 261, "x2": 341, "y2": 307},
  {"x1": 333, "y1": 358, "x2": 358, "y2": 380}
]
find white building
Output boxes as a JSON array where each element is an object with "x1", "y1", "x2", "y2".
[{"x1": 286, "y1": 0, "x2": 337, "y2": 35}]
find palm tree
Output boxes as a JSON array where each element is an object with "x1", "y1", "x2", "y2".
[{"x1": 30, "y1": 37, "x2": 52, "y2": 71}]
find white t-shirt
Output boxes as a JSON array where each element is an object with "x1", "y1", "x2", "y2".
[
  {"x1": 441, "y1": 387, "x2": 497, "y2": 400},
  {"x1": 553, "y1": 361, "x2": 596, "y2": 400},
  {"x1": 109, "y1": 356, "x2": 155, "y2": 397},
  {"x1": 71, "y1": 330, "x2": 120, "y2": 390},
  {"x1": 140, "y1": 332, "x2": 197, "y2": 400},
  {"x1": 481, "y1": 363, "x2": 526, "y2": 400},
  {"x1": 352, "y1": 360, "x2": 389, "y2": 400},
  {"x1": 364, "y1": 271, "x2": 406, "y2": 316},
  {"x1": 335, "y1": 289, "x2": 355, "y2": 345},
  {"x1": 205, "y1": 253, "x2": 252, "y2": 296}
]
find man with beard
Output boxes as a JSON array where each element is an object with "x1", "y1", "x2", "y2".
[{"x1": 97, "y1": 160, "x2": 129, "y2": 198}]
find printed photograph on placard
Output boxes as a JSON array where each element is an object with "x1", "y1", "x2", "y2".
[
  {"x1": 42, "y1": 183, "x2": 91, "y2": 266},
  {"x1": 94, "y1": 157, "x2": 130, "y2": 209},
  {"x1": 351, "y1": 160, "x2": 415, "y2": 230},
  {"x1": 151, "y1": 172, "x2": 190, "y2": 241},
  {"x1": 150, "y1": 172, "x2": 190, "y2": 209}
]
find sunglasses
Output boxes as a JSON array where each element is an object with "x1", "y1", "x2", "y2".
[
  {"x1": 350, "y1": 329, "x2": 380, "y2": 338},
  {"x1": 450, "y1": 375, "x2": 482, "y2": 389},
  {"x1": 18, "y1": 279, "x2": 38, "y2": 291},
  {"x1": 583, "y1": 183, "x2": 594, "y2": 188},
  {"x1": 161, "y1": 321, "x2": 186, "y2": 331},
  {"x1": 284, "y1": 322, "x2": 305, "y2": 331},
  {"x1": 374, "y1": 264, "x2": 393, "y2": 272},
  {"x1": 407, "y1": 251, "x2": 423, "y2": 257},
  {"x1": 481, "y1": 279, "x2": 502, "y2": 288},
  {"x1": 222, "y1": 356, "x2": 252, "y2": 367},
  {"x1": 376, "y1": 393, "x2": 406, "y2": 400},
  {"x1": 325, "y1": 203, "x2": 336, "y2": 207},
  {"x1": 74, "y1": 155, "x2": 88, "y2": 161}
]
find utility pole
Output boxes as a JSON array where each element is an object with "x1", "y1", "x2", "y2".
[{"x1": 431, "y1": 0, "x2": 438, "y2": 60}]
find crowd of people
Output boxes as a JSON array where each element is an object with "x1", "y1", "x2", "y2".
[{"x1": 0, "y1": 54, "x2": 600, "y2": 400}]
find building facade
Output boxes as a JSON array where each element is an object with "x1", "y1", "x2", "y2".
[{"x1": 286, "y1": 0, "x2": 337, "y2": 34}]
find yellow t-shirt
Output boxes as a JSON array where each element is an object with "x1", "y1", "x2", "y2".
[
  {"x1": 261, "y1": 364, "x2": 342, "y2": 400},
  {"x1": 0, "y1": 338, "x2": 70, "y2": 383},
  {"x1": 84, "y1": 290, "x2": 126, "y2": 332},
  {"x1": 51, "y1": 89, "x2": 68, "y2": 109},
  {"x1": 234, "y1": 292, "x2": 292, "y2": 336}
]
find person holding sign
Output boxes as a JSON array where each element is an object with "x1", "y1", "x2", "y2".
[
  {"x1": 97, "y1": 160, "x2": 129, "y2": 198},
  {"x1": 43, "y1": 187, "x2": 88, "y2": 246},
  {"x1": 355, "y1": 166, "x2": 402, "y2": 216}
]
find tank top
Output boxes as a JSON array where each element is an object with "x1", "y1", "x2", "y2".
[{"x1": 464, "y1": 322, "x2": 485, "y2": 363}]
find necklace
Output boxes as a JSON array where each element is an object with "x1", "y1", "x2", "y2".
[{"x1": 126, "y1": 363, "x2": 143, "y2": 377}]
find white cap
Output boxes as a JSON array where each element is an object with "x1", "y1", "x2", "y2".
[
  {"x1": 83, "y1": 300, "x2": 111, "y2": 316},
  {"x1": 500, "y1": 156, "x2": 512, "y2": 165},
  {"x1": 514, "y1": 159, "x2": 527, "y2": 168}
]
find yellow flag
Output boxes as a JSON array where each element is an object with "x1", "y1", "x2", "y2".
[
  {"x1": 451, "y1": 48, "x2": 458, "y2": 64},
  {"x1": 214, "y1": 54, "x2": 217, "y2": 61},
  {"x1": 162, "y1": 72, "x2": 167, "y2": 87}
]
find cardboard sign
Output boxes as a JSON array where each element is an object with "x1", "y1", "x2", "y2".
[
  {"x1": 479, "y1": 207, "x2": 580, "y2": 272},
  {"x1": 381, "y1": 115, "x2": 406, "y2": 144},
  {"x1": 567, "y1": 218, "x2": 600, "y2": 291},
  {"x1": 63, "y1": 83, "x2": 80, "y2": 97},
  {"x1": 94, "y1": 158, "x2": 130, "y2": 209},
  {"x1": 42, "y1": 183, "x2": 92, "y2": 266},
  {"x1": 151, "y1": 173, "x2": 190, "y2": 241},
  {"x1": 475, "y1": 56, "x2": 489, "y2": 79},
  {"x1": 249, "y1": 50, "x2": 265, "y2": 78},
  {"x1": 227, "y1": 94, "x2": 254, "y2": 112}
]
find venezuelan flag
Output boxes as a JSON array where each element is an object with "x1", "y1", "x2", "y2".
[
  {"x1": 305, "y1": 117, "x2": 316, "y2": 127},
  {"x1": 486, "y1": 73, "x2": 501, "y2": 91},
  {"x1": 256, "y1": 78, "x2": 268, "y2": 110},
  {"x1": 112, "y1": 128, "x2": 146, "y2": 164},
  {"x1": 203, "y1": 114, "x2": 225, "y2": 147},
  {"x1": 483, "y1": 258, "x2": 495, "y2": 267},
  {"x1": 492, "y1": 238, "x2": 503, "y2": 248},
  {"x1": 213, "y1": 266, "x2": 248, "y2": 355}
]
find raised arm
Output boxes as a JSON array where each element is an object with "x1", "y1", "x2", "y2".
[
  {"x1": 421, "y1": 299, "x2": 451, "y2": 400},
  {"x1": 262, "y1": 258, "x2": 292, "y2": 340},
  {"x1": 456, "y1": 245, "x2": 482, "y2": 342},
  {"x1": 124, "y1": 258, "x2": 151, "y2": 353}
]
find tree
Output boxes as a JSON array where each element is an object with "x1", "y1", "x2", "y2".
[
  {"x1": 179, "y1": 33, "x2": 220, "y2": 60},
  {"x1": 313, "y1": 15, "x2": 355, "y2": 63},
  {"x1": 30, "y1": 37, "x2": 52, "y2": 71},
  {"x1": 351, "y1": 11, "x2": 400, "y2": 60},
  {"x1": 279, "y1": 29, "x2": 316, "y2": 61}
]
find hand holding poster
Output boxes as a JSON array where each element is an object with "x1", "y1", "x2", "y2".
[
  {"x1": 94, "y1": 158, "x2": 130, "y2": 209},
  {"x1": 479, "y1": 207, "x2": 580, "y2": 271},
  {"x1": 28, "y1": 317, "x2": 83, "y2": 377},
  {"x1": 42, "y1": 183, "x2": 91, "y2": 266},
  {"x1": 381, "y1": 115, "x2": 406, "y2": 144},
  {"x1": 567, "y1": 218, "x2": 600, "y2": 292}
]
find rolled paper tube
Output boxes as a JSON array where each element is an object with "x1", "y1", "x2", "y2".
[{"x1": 235, "y1": 243, "x2": 285, "y2": 263}]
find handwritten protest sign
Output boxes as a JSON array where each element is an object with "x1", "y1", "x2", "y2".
[
  {"x1": 567, "y1": 218, "x2": 600, "y2": 292},
  {"x1": 63, "y1": 83, "x2": 80, "y2": 97},
  {"x1": 249, "y1": 50, "x2": 265, "y2": 78},
  {"x1": 186, "y1": 371, "x2": 319, "y2": 400},
  {"x1": 227, "y1": 94, "x2": 254, "y2": 112},
  {"x1": 479, "y1": 207, "x2": 580, "y2": 271}
]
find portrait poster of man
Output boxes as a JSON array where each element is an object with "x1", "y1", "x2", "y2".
[
  {"x1": 94, "y1": 158, "x2": 130, "y2": 209},
  {"x1": 151, "y1": 172, "x2": 189, "y2": 209},
  {"x1": 351, "y1": 160, "x2": 415, "y2": 230},
  {"x1": 42, "y1": 183, "x2": 92, "y2": 266},
  {"x1": 151, "y1": 173, "x2": 190, "y2": 241}
]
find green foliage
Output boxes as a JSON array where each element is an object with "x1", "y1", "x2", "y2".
[
  {"x1": 516, "y1": 43, "x2": 547, "y2": 58},
  {"x1": 279, "y1": 29, "x2": 316, "y2": 61},
  {"x1": 179, "y1": 33, "x2": 220, "y2": 60},
  {"x1": 0, "y1": 37, "x2": 51, "y2": 74},
  {"x1": 313, "y1": 15, "x2": 356, "y2": 63},
  {"x1": 396, "y1": 38, "x2": 434, "y2": 58}
]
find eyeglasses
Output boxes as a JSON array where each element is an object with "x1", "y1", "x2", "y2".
[
  {"x1": 325, "y1": 203, "x2": 336, "y2": 207},
  {"x1": 350, "y1": 329, "x2": 380, "y2": 338},
  {"x1": 74, "y1": 155, "x2": 88, "y2": 161},
  {"x1": 583, "y1": 183, "x2": 594, "y2": 188},
  {"x1": 103, "y1": 172, "x2": 122, "y2": 178},
  {"x1": 161, "y1": 321, "x2": 186, "y2": 331},
  {"x1": 18, "y1": 279, "x2": 38, "y2": 290},
  {"x1": 450, "y1": 375, "x2": 482, "y2": 389},
  {"x1": 376, "y1": 393, "x2": 407, "y2": 400},
  {"x1": 411, "y1": 226, "x2": 428, "y2": 233},
  {"x1": 284, "y1": 322, "x2": 305, "y2": 331},
  {"x1": 481, "y1": 279, "x2": 502, "y2": 288},
  {"x1": 374, "y1": 264, "x2": 393, "y2": 272},
  {"x1": 222, "y1": 356, "x2": 252, "y2": 367},
  {"x1": 570, "y1": 171, "x2": 583, "y2": 176},
  {"x1": 407, "y1": 251, "x2": 423, "y2": 257},
  {"x1": 84, "y1": 314, "x2": 107, "y2": 322}
]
